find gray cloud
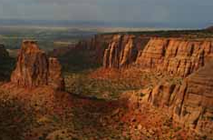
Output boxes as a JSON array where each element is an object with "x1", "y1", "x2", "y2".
[{"x1": 0, "y1": 0, "x2": 212, "y2": 28}]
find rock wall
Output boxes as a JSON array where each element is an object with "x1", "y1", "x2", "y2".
[
  {"x1": 102, "y1": 36, "x2": 213, "y2": 77},
  {"x1": 11, "y1": 40, "x2": 65, "y2": 90},
  {"x1": 103, "y1": 35, "x2": 149, "y2": 68},
  {"x1": 124, "y1": 61, "x2": 213, "y2": 137},
  {"x1": 136, "y1": 38, "x2": 213, "y2": 77},
  {"x1": 49, "y1": 34, "x2": 113, "y2": 65},
  {"x1": 171, "y1": 61, "x2": 213, "y2": 136}
]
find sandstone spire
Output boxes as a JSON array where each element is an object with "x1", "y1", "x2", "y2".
[{"x1": 11, "y1": 40, "x2": 65, "y2": 90}]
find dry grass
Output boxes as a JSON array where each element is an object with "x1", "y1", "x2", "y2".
[{"x1": 65, "y1": 68, "x2": 183, "y2": 100}]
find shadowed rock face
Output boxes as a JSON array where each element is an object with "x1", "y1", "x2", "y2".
[
  {"x1": 0, "y1": 44, "x2": 9, "y2": 58},
  {"x1": 11, "y1": 40, "x2": 65, "y2": 90},
  {"x1": 49, "y1": 34, "x2": 113, "y2": 65}
]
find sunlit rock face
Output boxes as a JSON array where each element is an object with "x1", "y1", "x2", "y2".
[
  {"x1": 123, "y1": 61, "x2": 213, "y2": 137},
  {"x1": 11, "y1": 40, "x2": 65, "y2": 90},
  {"x1": 171, "y1": 61, "x2": 213, "y2": 136},
  {"x1": 103, "y1": 35, "x2": 149, "y2": 68},
  {"x1": 136, "y1": 38, "x2": 213, "y2": 77},
  {"x1": 103, "y1": 36, "x2": 213, "y2": 77}
]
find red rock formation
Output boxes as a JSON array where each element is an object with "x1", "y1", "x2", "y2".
[
  {"x1": 48, "y1": 57, "x2": 65, "y2": 90},
  {"x1": 102, "y1": 36, "x2": 213, "y2": 77},
  {"x1": 103, "y1": 35, "x2": 149, "y2": 68},
  {"x1": 171, "y1": 61, "x2": 213, "y2": 136},
  {"x1": 136, "y1": 38, "x2": 213, "y2": 77},
  {"x1": 11, "y1": 40, "x2": 65, "y2": 90},
  {"x1": 124, "y1": 61, "x2": 213, "y2": 137}
]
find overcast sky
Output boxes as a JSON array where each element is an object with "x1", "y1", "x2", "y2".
[{"x1": 0, "y1": 0, "x2": 212, "y2": 28}]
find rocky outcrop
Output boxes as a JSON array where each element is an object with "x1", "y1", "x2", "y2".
[
  {"x1": 103, "y1": 35, "x2": 149, "y2": 68},
  {"x1": 171, "y1": 61, "x2": 213, "y2": 136},
  {"x1": 136, "y1": 38, "x2": 213, "y2": 77},
  {"x1": 11, "y1": 40, "x2": 65, "y2": 90},
  {"x1": 48, "y1": 58, "x2": 65, "y2": 90},
  {"x1": 123, "y1": 61, "x2": 213, "y2": 137},
  {"x1": 0, "y1": 44, "x2": 9, "y2": 58}
]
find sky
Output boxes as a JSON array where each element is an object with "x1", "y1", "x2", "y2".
[{"x1": 0, "y1": 0, "x2": 212, "y2": 28}]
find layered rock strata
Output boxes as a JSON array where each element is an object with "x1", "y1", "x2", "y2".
[
  {"x1": 135, "y1": 38, "x2": 213, "y2": 77},
  {"x1": 103, "y1": 35, "x2": 149, "y2": 68},
  {"x1": 124, "y1": 61, "x2": 213, "y2": 137},
  {"x1": 171, "y1": 61, "x2": 213, "y2": 136},
  {"x1": 11, "y1": 40, "x2": 65, "y2": 90},
  {"x1": 102, "y1": 36, "x2": 213, "y2": 77}
]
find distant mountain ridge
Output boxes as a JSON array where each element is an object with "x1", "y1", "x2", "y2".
[{"x1": 0, "y1": 19, "x2": 210, "y2": 28}]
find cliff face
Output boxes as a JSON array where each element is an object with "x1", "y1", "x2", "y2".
[
  {"x1": 103, "y1": 35, "x2": 149, "y2": 68},
  {"x1": 11, "y1": 40, "x2": 65, "y2": 90},
  {"x1": 136, "y1": 38, "x2": 213, "y2": 77},
  {"x1": 124, "y1": 61, "x2": 213, "y2": 137},
  {"x1": 102, "y1": 36, "x2": 213, "y2": 77},
  {"x1": 49, "y1": 34, "x2": 113, "y2": 64},
  {"x1": 75, "y1": 34, "x2": 113, "y2": 64},
  {"x1": 171, "y1": 61, "x2": 213, "y2": 136},
  {"x1": 101, "y1": 36, "x2": 213, "y2": 137}
]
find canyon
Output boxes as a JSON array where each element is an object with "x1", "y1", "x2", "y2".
[
  {"x1": 49, "y1": 32, "x2": 213, "y2": 138},
  {"x1": 0, "y1": 30, "x2": 212, "y2": 140},
  {"x1": 100, "y1": 34, "x2": 213, "y2": 138},
  {"x1": 61, "y1": 33, "x2": 213, "y2": 138}
]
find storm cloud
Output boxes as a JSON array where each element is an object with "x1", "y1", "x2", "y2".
[{"x1": 0, "y1": 0, "x2": 212, "y2": 28}]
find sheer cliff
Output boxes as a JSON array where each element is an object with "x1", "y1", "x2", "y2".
[
  {"x1": 136, "y1": 38, "x2": 213, "y2": 77},
  {"x1": 102, "y1": 36, "x2": 213, "y2": 77},
  {"x1": 103, "y1": 35, "x2": 149, "y2": 68}
]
